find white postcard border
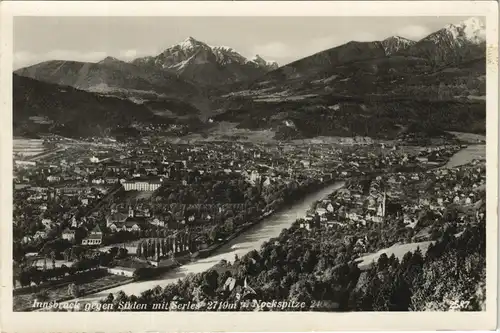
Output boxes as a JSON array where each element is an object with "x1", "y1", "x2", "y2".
[{"x1": 0, "y1": 1, "x2": 498, "y2": 332}]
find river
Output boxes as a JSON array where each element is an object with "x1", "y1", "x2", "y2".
[
  {"x1": 444, "y1": 144, "x2": 486, "y2": 168},
  {"x1": 69, "y1": 181, "x2": 346, "y2": 303}
]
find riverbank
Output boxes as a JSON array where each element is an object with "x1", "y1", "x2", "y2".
[
  {"x1": 191, "y1": 177, "x2": 343, "y2": 260},
  {"x1": 52, "y1": 181, "x2": 346, "y2": 305}
]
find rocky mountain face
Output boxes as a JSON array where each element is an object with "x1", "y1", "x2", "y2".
[
  {"x1": 381, "y1": 36, "x2": 416, "y2": 56},
  {"x1": 132, "y1": 37, "x2": 278, "y2": 85},
  {"x1": 400, "y1": 17, "x2": 486, "y2": 65}
]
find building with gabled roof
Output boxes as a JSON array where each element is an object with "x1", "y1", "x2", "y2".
[{"x1": 81, "y1": 225, "x2": 103, "y2": 246}]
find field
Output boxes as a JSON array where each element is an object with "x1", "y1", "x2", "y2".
[
  {"x1": 30, "y1": 259, "x2": 73, "y2": 269},
  {"x1": 181, "y1": 121, "x2": 277, "y2": 143},
  {"x1": 447, "y1": 131, "x2": 486, "y2": 143},
  {"x1": 355, "y1": 241, "x2": 434, "y2": 271},
  {"x1": 13, "y1": 273, "x2": 131, "y2": 311},
  {"x1": 123, "y1": 190, "x2": 155, "y2": 201},
  {"x1": 99, "y1": 243, "x2": 140, "y2": 255},
  {"x1": 13, "y1": 138, "x2": 47, "y2": 157}
]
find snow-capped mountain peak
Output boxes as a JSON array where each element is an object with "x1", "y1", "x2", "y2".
[
  {"x1": 401, "y1": 16, "x2": 486, "y2": 65},
  {"x1": 441, "y1": 17, "x2": 486, "y2": 44},
  {"x1": 131, "y1": 37, "x2": 278, "y2": 84},
  {"x1": 174, "y1": 36, "x2": 209, "y2": 50}
]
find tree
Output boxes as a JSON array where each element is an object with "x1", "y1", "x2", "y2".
[
  {"x1": 150, "y1": 240, "x2": 156, "y2": 258},
  {"x1": 19, "y1": 270, "x2": 31, "y2": 287},
  {"x1": 108, "y1": 247, "x2": 119, "y2": 258},
  {"x1": 116, "y1": 248, "x2": 128, "y2": 259},
  {"x1": 377, "y1": 253, "x2": 389, "y2": 272},
  {"x1": 63, "y1": 248, "x2": 72, "y2": 261},
  {"x1": 104, "y1": 293, "x2": 114, "y2": 304},
  {"x1": 33, "y1": 290, "x2": 50, "y2": 302},
  {"x1": 142, "y1": 241, "x2": 149, "y2": 258},
  {"x1": 209, "y1": 226, "x2": 219, "y2": 243},
  {"x1": 224, "y1": 218, "x2": 235, "y2": 233},
  {"x1": 68, "y1": 283, "x2": 81, "y2": 298},
  {"x1": 288, "y1": 279, "x2": 312, "y2": 306},
  {"x1": 156, "y1": 239, "x2": 161, "y2": 259},
  {"x1": 160, "y1": 238, "x2": 166, "y2": 256},
  {"x1": 136, "y1": 241, "x2": 142, "y2": 258},
  {"x1": 133, "y1": 268, "x2": 153, "y2": 281}
]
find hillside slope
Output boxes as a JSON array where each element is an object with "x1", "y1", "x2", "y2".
[{"x1": 13, "y1": 74, "x2": 170, "y2": 138}]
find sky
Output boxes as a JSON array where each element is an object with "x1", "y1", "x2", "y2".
[{"x1": 13, "y1": 16, "x2": 478, "y2": 69}]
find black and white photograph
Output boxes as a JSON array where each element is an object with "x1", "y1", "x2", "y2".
[{"x1": 1, "y1": 1, "x2": 498, "y2": 332}]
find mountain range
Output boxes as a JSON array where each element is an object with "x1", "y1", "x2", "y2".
[
  {"x1": 132, "y1": 37, "x2": 278, "y2": 85},
  {"x1": 13, "y1": 17, "x2": 486, "y2": 141}
]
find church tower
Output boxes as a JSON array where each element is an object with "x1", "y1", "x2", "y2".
[
  {"x1": 382, "y1": 191, "x2": 386, "y2": 217},
  {"x1": 377, "y1": 191, "x2": 386, "y2": 218}
]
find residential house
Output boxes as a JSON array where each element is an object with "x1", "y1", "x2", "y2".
[
  {"x1": 107, "y1": 266, "x2": 135, "y2": 277},
  {"x1": 22, "y1": 235, "x2": 34, "y2": 244},
  {"x1": 71, "y1": 216, "x2": 81, "y2": 228},
  {"x1": 106, "y1": 212, "x2": 129, "y2": 227},
  {"x1": 81, "y1": 225, "x2": 103, "y2": 246},
  {"x1": 122, "y1": 178, "x2": 162, "y2": 192},
  {"x1": 47, "y1": 175, "x2": 61, "y2": 183},
  {"x1": 150, "y1": 218, "x2": 165, "y2": 227},
  {"x1": 41, "y1": 219, "x2": 53, "y2": 229},
  {"x1": 62, "y1": 228, "x2": 76, "y2": 242},
  {"x1": 108, "y1": 216, "x2": 145, "y2": 233},
  {"x1": 34, "y1": 230, "x2": 48, "y2": 240},
  {"x1": 316, "y1": 207, "x2": 327, "y2": 216}
]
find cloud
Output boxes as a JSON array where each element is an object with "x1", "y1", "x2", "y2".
[
  {"x1": 308, "y1": 36, "x2": 337, "y2": 52},
  {"x1": 349, "y1": 32, "x2": 378, "y2": 42},
  {"x1": 252, "y1": 32, "x2": 380, "y2": 65},
  {"x1": 119, "y1": 49, "x2": 138, "y2": 60},
  {"x1": 396, "y1": 25, "x2": 432, "y2": 40},
  {"x1": 251, "y1": 42, "x2": 292, "y2": 60}
]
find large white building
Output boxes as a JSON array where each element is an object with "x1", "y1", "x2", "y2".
[{"x1": 122, "y1": 179, "x2": 162, "y2": 192}]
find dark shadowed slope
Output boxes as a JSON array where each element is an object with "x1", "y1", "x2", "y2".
[{"x1": 13, "y1": 74, "x2": 170, "y2": 138}]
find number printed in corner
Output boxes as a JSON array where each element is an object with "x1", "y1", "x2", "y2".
[{"x1": 311, "y1": 300, "x2": 337, "y2": 310}]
